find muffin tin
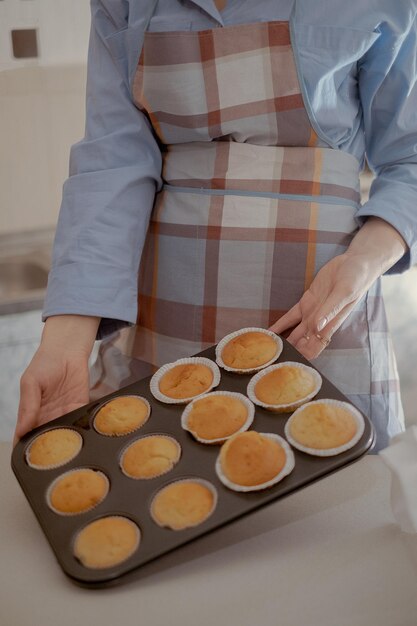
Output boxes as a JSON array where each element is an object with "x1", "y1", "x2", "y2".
[{"x1": 11, "y1": 337, "x2": 375, "y2": 587}]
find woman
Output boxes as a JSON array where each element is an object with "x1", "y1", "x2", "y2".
[{"x1": 15, "y1": 0, "x2": 417, "y2": 451}]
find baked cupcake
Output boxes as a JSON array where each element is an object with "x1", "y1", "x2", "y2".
[
  {"x1": 26, "y1": 428, "x2": 82, "y2": 470},
  {"x1": 47, "y1": 468, "x2": 109, "y2": 515},
  {"x1": 216, "y1": 327, "x2": 283, "y2": 373},
  {"x1": 74, "y1": 516, "x2": 140, "y2": 569},
  {"x1": 150, "y1": 479, "x2": 217, "y2": 530},
  {"x1": 216, "y1": 431, "x2": 295, "y2": 492},
  {"x1": 93, "y1": 395, "x2": 150, "y2": 436},
  {"x1": 120, "y1": 435, "x2": 181, "y2": 479},
  {"x1": 284, "y1": 399, "x2": 365, "y2": 456},
  {"x1": 247, "y1": 362, "x2": 322, "y2": 412},
  {"x1": 150, "y1": 357, "x2": 220, "y2": 404},
  {"x1": 181, "y1": 391, "x2": 255, "y2": 444}
]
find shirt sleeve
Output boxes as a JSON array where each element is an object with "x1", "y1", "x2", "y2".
[
  {"x1": 355, "y1": 13, "x2": 417, "y2": 274},
  {"x1": 42, "y1": 0, "x2": 162, "y2": 339}
]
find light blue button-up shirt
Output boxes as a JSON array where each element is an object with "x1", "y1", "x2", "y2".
[{"x1": 43, "y1": 0, "x2": 417, "y2": 338}]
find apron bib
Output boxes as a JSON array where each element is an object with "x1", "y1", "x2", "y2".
[{"x1": 91, "y1": 19, "x2": 404, "y2": 450}]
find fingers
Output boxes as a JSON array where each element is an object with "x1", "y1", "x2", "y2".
[
  {"x1": 269, "y1": 295, "x2": 342, "y2": 359},
  {"x1": 293, "y1": 302, "x2": 355, "y2": 360},
  {"x1": 269, "y1": 303, "x2": 302, "y2": 334},
  {"x1": 286, "y1": 322, "x2": 311, "y2": 346},
  {"x1": 310, "y1": 287, "x2": 354, "y2": 335},
  {"x1": 269, "y1": 254, "x2": 368, "y2": 361},
  {"x1": 14, "y1": 374, "x2": 42, "y2": 446},
  {"x1": 295, "y1": 328, "x2": 334, "y2": 360},
  {"x1": 282, "y1": 323, "x2": 335, "y2": 361},
  {"x1": 271, "y1": 314, "x2": 335, "y2": 361},
  {"x1": 271, "y1": 292, "x2": 357, "y2": 360}
]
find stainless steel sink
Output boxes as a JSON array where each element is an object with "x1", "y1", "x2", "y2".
[{"x1": 0, "y1": 228, "x2": 53, "y2": 315}]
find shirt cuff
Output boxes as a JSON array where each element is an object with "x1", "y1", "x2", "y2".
[
  {"x1": 42, "y1": 262, "x2": 138, "y2": 340},
  {"x1": 355, "y1": 203, "x2": 415, "y2": 275}
]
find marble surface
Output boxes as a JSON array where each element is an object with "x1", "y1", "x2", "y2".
[
  {"x1": 2, "y1": 448, "x2": 417, "y2": 626},
  {"x1": 0, "y1": 267, "x2": 416, "y2": 442}
]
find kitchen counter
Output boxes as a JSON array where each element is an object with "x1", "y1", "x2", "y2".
[{"x1": 1, "y1": 442, "x2": 416, "y2": 626}]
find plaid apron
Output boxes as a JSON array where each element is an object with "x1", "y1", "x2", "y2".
[{"x1": 91, "y1": 20, "x2": 404, "y2": 450}]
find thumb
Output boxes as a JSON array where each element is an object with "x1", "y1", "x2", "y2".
[{"x1": 14, "y1": 375, "x2": 42, "y2": 446}]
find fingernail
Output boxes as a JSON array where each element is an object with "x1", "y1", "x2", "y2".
[{"x1": 317, "y1": 317, "x2": 327, "y2": 332}]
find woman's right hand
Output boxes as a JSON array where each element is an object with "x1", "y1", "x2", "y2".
[{"x1": 14, "y1": 315, "x2": 100, "y2": 446}]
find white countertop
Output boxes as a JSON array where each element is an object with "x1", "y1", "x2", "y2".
[{"x1": 1, "y1": 441, "x2": 417, "y2": 626}]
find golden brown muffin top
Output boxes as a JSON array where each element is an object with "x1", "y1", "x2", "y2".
[
  {"x1": 49, "y1": 469, "x2": 109, "y2": 514},
  {"x1": 221, "y1": 331, "x2": 278, "y2": 369},
  {"x1": 289, "y1": 402, "x2": 358, "y2": 449},
  {"x1": 220, "y1": 431, "x2": 286, "y2": 487},
  {"x1": 187, "y1": 394, "x2": 248, "y2": 440},
  {"x1": 27, "y1": 429, "x2": 82, "y2": 469},
  {"x1": 159, "y1": 364, "x2": 213, "y2": 399},
  {"x1": 121, "y1": 435, "x2": 180, "y2": 479},
  {"x1": 94, "y1": 396, "x2": 149, "y2": 436},
  {"x1": 151, "y1": 481, "x2": 215, "y2": 530},
  {"x1": 74, "y1": 516, "x2": 140, "y2": 569},
  {"x1": 254, "y1": 365, "x2": 316, "y2": 405}
]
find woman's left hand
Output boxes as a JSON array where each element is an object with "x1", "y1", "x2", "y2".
[
  {"x1": 269, "y1": 251, "x2": 378, "y2": 360},
  {"x1": 269, "y1": 217, "x2": 408, "y2": 360}
]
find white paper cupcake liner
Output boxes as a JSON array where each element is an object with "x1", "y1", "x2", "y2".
[
  {"x1": 46, "y1": 468, "x2": 110, "y2": 516},
  {"x1": 150, "y1": 357, "x2": 221, "y2": 404},
  {"x1": 73, "y1": 515, "x2": 141, "y2": 570},
  {"x1": 247, "y1": 361, "x2": 322, "y2": 413},
  {"x1": 215, "y1": 327, "x2": 283, "y2": 374},
  {"x1": 284, "y1": 399, "x2": 365, "y2": 456},
  {"x1": 215, "y1": 432, "x2": 295, "y2": 492},
  {"x1": 181, "y1": 391, "x2": 255, "y2": 444},
  {"x1": 25, "y1": 428, "x2": 83, "y2": 470},
  {"x1": 150, "y1": 477, "x2": 218, "y2": 530},
  {"x1": 92, "y1": 395, "x2": 151, "y2": 436},
  {"x1": 119, "y1": 434, "x2": 181, "y2": 480}
]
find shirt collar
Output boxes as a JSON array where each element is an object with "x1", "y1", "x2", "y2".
[{"x1": 186, "y1": 0, "x2": 225, "y2": 26}]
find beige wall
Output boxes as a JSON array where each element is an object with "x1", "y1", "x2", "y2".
[
  {"x1": 0, "y1": 0, "x2": 90, "y2": 236},
  {"x1": 0, "y1": 64, "x2": 87, "y2": 235},
  {"x1": 0, "y1": 0, "x2": 91, "y2": 71}
]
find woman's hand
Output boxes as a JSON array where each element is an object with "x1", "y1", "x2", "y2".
[
  {"x1": 269, "y1": 217, "x2": 408, "y2": 360},
  {"x1": 14, "y1": 315, "x2": 100, "y2": 446},
  {"x1": 269, "y1": 252, "x2": 378, "y2": 359}
]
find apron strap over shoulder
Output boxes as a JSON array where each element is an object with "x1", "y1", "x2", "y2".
[
  {"x1": 127, "y1": 0, "x2": 158, "y2": 92},
  {"x1": 103, "y1": 0, "x2": 158, "y2": 94}
]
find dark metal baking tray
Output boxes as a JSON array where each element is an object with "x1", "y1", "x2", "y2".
[{"x1": 11, "y1": 337, "x2": 375, "y2": 587}]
